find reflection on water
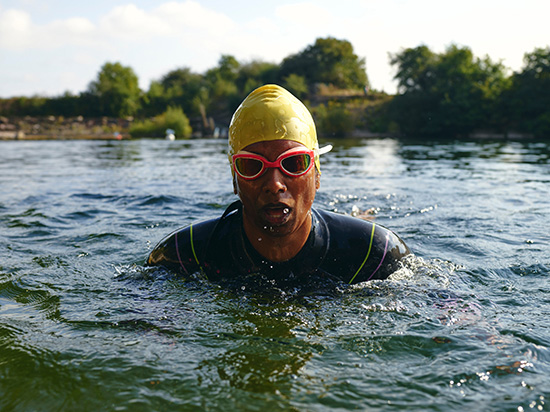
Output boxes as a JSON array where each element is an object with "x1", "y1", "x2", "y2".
[{"x1": 0, "y1": 137, "x2": 549, "y2": 411}]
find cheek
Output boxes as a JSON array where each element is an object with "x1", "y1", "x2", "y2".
[
  {"x1": 234, "y1": 178, "x2": 257, "y2": 200},
  {"x1": 295, "y1": 175, "x2": 318, "y2": 206}
]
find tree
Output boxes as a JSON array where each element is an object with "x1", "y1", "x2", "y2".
[
  {"x1": 283, "y1": 74, "x2": 308, "y2": 99},
  {"x1": 235, "y1": 60, "x2": 280, "y2": 94},
  {"x1": 130, "y1": 106, "x2": 192, "y2": 138},
  {"x1": 88, "y1": 62, "x2": 141, "y2": 117},
  {"x1": 159, "y1": 67, "x2": 206, "y2": 117},
  {"x1": 388, "y1": 46, "x2": 439, "y2": 135},
  {"x1": 280, "y1": 37, "x2": 368, "y2": 90},
  {"x1": 389, "y1": 44, "x2": 509, "y2": 137},
  {"x1": 204, "y1": 55, "x2": 241, "y2": 114},
  {"x1": 214, "y1": 55, "x2": 240, "y2": 83},
  {"x1": 504, "y1": 47, "x2": 550, "y2": 137},
  {"x1": 391, "y1": 45, "x2": 437, "y2": 93},
  {"x1": 313, "y1": 102, "x2": 354, "y2": 137}
]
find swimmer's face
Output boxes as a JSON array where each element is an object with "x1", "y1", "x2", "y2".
[{"x1": 233, "y1": 139, "x2": 320, "y2": 239}]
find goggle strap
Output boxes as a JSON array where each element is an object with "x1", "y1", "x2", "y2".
[{"x1": 317, "y1": 145, "x2": 333, "y2": 156}]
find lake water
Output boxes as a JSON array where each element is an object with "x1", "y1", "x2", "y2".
[{"x1": 1, "y1": 137, "x2": 549, "y2": 411}]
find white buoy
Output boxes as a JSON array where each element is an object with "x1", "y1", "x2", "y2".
[{"x1": 165, "y1": 128, "x2": 175, "y2": 140}]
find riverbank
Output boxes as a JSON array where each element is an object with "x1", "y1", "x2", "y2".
[
  {"x1": 0, "y1": 116, "x2": 132, "y2": 140},
  {"x1": 0, "y1": 114, "x2": 535, "y2": 141}
]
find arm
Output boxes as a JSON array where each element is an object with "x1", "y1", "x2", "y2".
[
  {"x1": 347, "y1": 222, "x2": 410, "y2": 283},
  {"x1": 147, "y1": 226, "x2": 196, "y2": 275},
  {"x1": 319, "y1": 210, "x2": 410, "y2": 284},
  {"x1": 147, "y1": 218, "x2": 220, "y2": 276}
]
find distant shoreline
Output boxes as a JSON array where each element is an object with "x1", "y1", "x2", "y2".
[
  {"x1": 0, "y1": 116, "x2": 535, "y2": 141},
  {"x1": 1, "y1": 131, "x2": 535, "y2": 141},
  {"x1": 0, "y1": 131, "x2": 129, "y2": 141}
]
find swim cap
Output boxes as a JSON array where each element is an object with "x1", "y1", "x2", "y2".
[{"x1": 229, "y1": 84, "x2": 326, "y2": 173}]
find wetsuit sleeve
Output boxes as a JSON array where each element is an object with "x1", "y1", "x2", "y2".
[
  {"x1": 320, "y1": 211, "x2": 410, "y2": 284},
  {"x1": 346, "y1": 223, "x2": 410, "y2": 283},
  {"x1": 146, "y1": 218, "x2": 219, "y2": 276}
]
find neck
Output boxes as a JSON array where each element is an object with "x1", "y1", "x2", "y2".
[{"x1": 243, "y1": 213, "x2": 312, "y2": 262}]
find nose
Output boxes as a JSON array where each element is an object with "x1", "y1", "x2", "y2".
[{"x1": 263, "y1": 167, "x2": 287, "y2": 194}]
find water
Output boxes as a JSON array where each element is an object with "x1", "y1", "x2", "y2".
[{"x1": 1, "y1": 137, "x2": 549, "y2": 411}]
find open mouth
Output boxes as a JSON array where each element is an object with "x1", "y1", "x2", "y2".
[{"x1": 262, "y1": 204, "x2": 292, "y2": 226}]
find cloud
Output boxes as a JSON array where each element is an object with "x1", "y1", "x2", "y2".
[
  {"x1": 99, "y1": 4, "x2": 171, "y2": 40},
  {"x1": 0, "y1": 9, "x2": 33, "y2": 49},
  {"x1": 0, "y1": 1, "x2": 239, "y2": 52},
  {"x1": 155, "y1": 1, "x2": 236, "y2": 34},
  {"x1": 45, "y1": 17, "x2": 97, "y2": 47},
  {"x1": 0, "y1": 8, "x2": 98, "y2": 50}
]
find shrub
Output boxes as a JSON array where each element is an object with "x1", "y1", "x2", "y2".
[
  {"x1": 313, "y1": 103, "x2": 354, "y2": 137},
  {"x1": 130, "y1": 106, "x2": 192, "y2": 138}
]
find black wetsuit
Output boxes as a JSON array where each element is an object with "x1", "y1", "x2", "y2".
[{"x1": 147, "y1": 201, "x2": 410, "y2": 285}]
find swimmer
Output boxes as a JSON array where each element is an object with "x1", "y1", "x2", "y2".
[{"x1": 147, "y1": 84, "x2": 410, "y2": 284}]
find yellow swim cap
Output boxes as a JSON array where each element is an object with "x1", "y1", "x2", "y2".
[{"x1": 229, "y1": 84, "x2": 326, "y2": 173}]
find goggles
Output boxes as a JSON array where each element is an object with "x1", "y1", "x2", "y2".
[{"x1": 232, "y1": 146, "x2": 316, "y2": 180}]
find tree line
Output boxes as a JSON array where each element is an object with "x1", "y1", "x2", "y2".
[
  {"x1": 1, "y1": 37, "x2": 548, "y2": 138},
  {"x1": 388, "y1": 44, "x2": 550, "y2": 138}
]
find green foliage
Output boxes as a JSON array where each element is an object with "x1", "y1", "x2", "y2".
[
  {"x1": 214, "y1": 55, "x2": 240, "y2": 83},
  {"x1": 313, "y1": 103, "x2": 354, "y2": 137},
  {"x1": 235, "y1": 60, "x2": 280, "y2": 93},
  {"x1": 503, "y1": 46, "x2": 550, "y2": 137},
  {"x1": 3, "y1": 38, "x2": 550, "y2": 140},
  {"x1": 129, "y1": 106, "x2": 192, "y2": 138},
  {"x1": 202, "y1": 55, "x2": 242, "y2": 114},
  {"x1": 391, "y1": 45, "x2": 437, "y2": 93},
  {"x1": 0, "y1": 95, "x2": 47, "y2": 116},
  {"x1": 389, "y1": 44, "x2": 510, "y2": 137},
  {"x1": 283, "y1": 74, "x2": 308, "y2": 99},
  {"x1": 359, "y1": 94, "x2": 394, "y2": 133},
  {"x1": 280, "y1": 37, "x2": 368, "y2": 90},
  {"x1": 87, "y1": 62, "x2": 141, "y2": 117},
  {"x1": 140, "y1": 67, "x2": 207, "y2": 118}
]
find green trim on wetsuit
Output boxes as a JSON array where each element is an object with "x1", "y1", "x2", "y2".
[
  {"x1": 190, "y1": 224, "x2": 200, "y2": 267},
  {"x1": 147, "y1": 201, "x2": 410, "y2": 284},
  {"x1": 348, "y1": 223, "x2": 376, "y2": 284}
]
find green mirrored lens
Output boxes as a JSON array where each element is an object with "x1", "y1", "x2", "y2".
[{"x1": 281, "y1": 154, "x2": 311, "y2": 174}]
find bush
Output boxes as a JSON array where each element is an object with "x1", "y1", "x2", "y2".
[
  {"x1": 313, "y1": 103, "x2": 354, "y2": 137},
  {"x1": 130, "y1": 106, "x2": 192, "y2": 138}
]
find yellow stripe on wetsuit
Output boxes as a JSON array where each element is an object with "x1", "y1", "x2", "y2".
[
  {"x1": 190, "y1": 224, "x2": 200, "y2": 266},
  {"x1": 348, "y1": 223, "x2": 376, "y2": 284},
  {"x1": 189, "y1": 224, "x2": 207, "y2": 279}
]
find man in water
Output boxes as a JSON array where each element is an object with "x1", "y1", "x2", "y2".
[{"x1": 147, "y1": 84, "x2": 410, "y2": 285}]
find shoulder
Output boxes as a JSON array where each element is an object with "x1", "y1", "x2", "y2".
[
  {"x1": 316, "y1": 208, "x2": 380, "y2": 243},
  {"x1": 317, "y1": 208, "x2": 407, "y2": 246},
  {"x1": 146, "y1": 217, "x2": 222, "y2": 274},
  {"x1": 147, "y1": 201, "x2": 245, "y2": 277},
  {"x1": 316, "y1": 209, "x2": 410, "y2": 283}
]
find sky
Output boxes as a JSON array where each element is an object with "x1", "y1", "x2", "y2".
[{"x1": 0, "y1": 0, "x2": 548, "y2": 98}]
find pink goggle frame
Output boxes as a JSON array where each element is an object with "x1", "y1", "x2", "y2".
[{"x1": 232, "y1": 147, "x2": 316, "y2": 180}]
